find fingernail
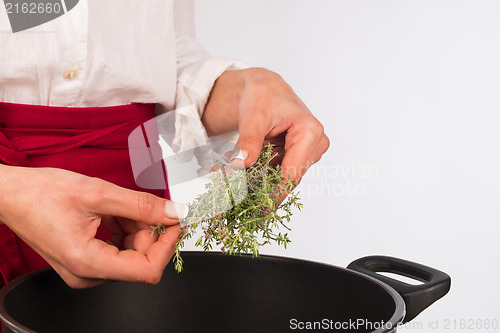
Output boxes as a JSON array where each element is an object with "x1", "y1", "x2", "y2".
[
  {"x1": 165, "y1": 201, "x2": 189, "y2": 221},
  {"x1": 231, "y1": 150, "x2": 249, "y2": 161},
  {"x1": 229, "y1": 150, "x2": 249, "y2": 169}
]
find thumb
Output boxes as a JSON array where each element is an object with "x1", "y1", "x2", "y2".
[{"x1": 87, "y1": 180, "x2": 188, "y2": 226}]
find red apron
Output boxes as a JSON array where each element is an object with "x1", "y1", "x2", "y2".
[{"x1": 0, "y1": 102, "x2": 169, "y2": 289}]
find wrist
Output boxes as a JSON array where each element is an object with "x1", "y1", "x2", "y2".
[
  {"x1": 0, "y1": 164, "x2": 19, "y2": 226},
  {"x1": 202, "y1": 69, "x2": 245, "y2": 136},
  {"x1": 0, "y1": 164, "x2": 9, "y2": 224}
]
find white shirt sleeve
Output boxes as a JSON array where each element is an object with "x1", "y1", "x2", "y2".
[
  {"x1": 173, "y1": 0, "x2": 248, "y2": 115},
  {"x1": 0, "y1": 0, "x2": 245, "y2": 165},
  {"x1": 165, "y1": 0, "x2": 247, "y2": 169}
]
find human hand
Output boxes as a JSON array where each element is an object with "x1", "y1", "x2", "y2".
[
  {"x1": 0, "y1": 165, "x2": 186, "y2": 288},
  {"x1": 203, "y1": 68, "x2": 330, "y2": 197}
]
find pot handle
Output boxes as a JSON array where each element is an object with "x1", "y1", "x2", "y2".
[{"x1": 347, "y1": 256, "x2": 451, "y2": 323}]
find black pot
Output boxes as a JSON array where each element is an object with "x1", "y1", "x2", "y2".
[{"x1": 0, "y1": 253, "x2": 450, "y2": 333}]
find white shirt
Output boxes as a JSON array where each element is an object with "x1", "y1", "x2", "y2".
[{"x1": 0, "y1": 0, "x2": 246, "y2": 151}]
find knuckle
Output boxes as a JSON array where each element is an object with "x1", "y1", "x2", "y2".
[
  {"x1": 307, "y1": 118, "x2": 324, "y2": 136},
  {"x1": 246, "y1": 68, "x2": 288, "y2": 96},
  {"x1": 321, "y1": 135, "x2": 331, "y2": 153},
  {"x1": 65, "y1": 279, "x2": 85, "y2": 289},
  {"x1": 142, "y1": 270, "x2": 162, "y2": 285},
  {"x1": 136, "y1": 192, "x2": 158, "y2": 215},
  {"x1": 79, "y1": 177, "x2": 107, "y2": 206},
  {"x1": 297, "y1": 118, "x2": 325, "y2": 144},
  {"x1": 64, "y1": 249, "x2": 90, "y2": 278},
  {"x1": 62, "y1": 274, "x2": 87, "y2": 289},
  {"x1": 248, "y1": 67, "x2": 282, "y2": 82},
  {"x1": 239, "y1": 136, "x2": 263, "y2": 151}
]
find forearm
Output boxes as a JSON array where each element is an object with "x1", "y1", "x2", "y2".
[{"x1": 0, "y1": 164, "x2": 46, "y2": 228}]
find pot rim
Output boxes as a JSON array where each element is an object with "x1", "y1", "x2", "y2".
[
  {"x1": 0, "y1": 268, "x2": 42, "y2": 333},
  {"x1": 0, "y1": 252, "x2": 405, "y2": 333}
]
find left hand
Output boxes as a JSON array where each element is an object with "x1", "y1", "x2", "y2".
[
  {"x1": 203, "y1": 68, "x2": 330, "y2": 195},
  {"x1": 0, "y1": 166, "x2": 184, "y2": 289}
]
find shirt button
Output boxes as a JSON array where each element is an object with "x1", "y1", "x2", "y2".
[{"x1": 63, "y1": 66, "x2": 79, "y2": 81}]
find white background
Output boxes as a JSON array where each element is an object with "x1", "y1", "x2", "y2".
[{"x1": 193, "y1": 1, "x2": 500, "y2": 332}]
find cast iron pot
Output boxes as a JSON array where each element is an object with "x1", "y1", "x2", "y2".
[{"x1": 0, "y1": 252, "x2": 450, "y2": 333}]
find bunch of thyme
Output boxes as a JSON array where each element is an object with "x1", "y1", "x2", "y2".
[{"x1": 153, "y1": 144, "x2": 302, "y2": 273}]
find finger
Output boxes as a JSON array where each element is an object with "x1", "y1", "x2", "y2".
[
  {"x1": 280, "y1": 119, "x2": 324, "y2": 184},
  {"x1": 117, "y1": 216, "x2": 143, "y2": 234},
  {"x1": 295, "y1": 133, "x2": 330, "y2": 171},
  {"x1": 144, "y1": 225, "x2": 181, "y2": 270},
  {"x1": 310, "y1": 134, "x2": 330, "y2": 165},
  {"x1": 54, "y1": 265, "x2": 106, "y2": 289},
  {"x1": 274, "y1": 133, "x2": 329, "y2": 203},
  {"x1": 233, "y1": 106, "x2": 270, "y2": 168},
  {"x1": 84, "y1": 224, "x2": 181, "y2": 284},
  {"x1": 85, "y1": 180, "x2": 188, "y2": 226},
  {"x1": 124, "y1": 228, "x2": 159, "y2": 254},
  {"x1": 13, "y1": 216, "x2": 118, "y2": 289},
  {"x1": 41, "y1": 253, "x2": 108, "y2": 289}
]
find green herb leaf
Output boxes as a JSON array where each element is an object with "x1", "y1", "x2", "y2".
[{"x1": 151, "y1": 144, "x2": 301, "y2": 273}]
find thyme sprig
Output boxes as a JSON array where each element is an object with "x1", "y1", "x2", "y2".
[{"x1": 152, "y1": 144, "x2": 302, "y2": 272}]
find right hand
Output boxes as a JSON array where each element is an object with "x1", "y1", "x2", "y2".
[{"x1": 0, "y1": 165, "x2": 186, "y2": 288}]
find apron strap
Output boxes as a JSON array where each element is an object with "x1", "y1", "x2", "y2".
[
  {"x1": 0, "y1": 130, "x2": 26, "y2": 165},
  {"x1": 0, "y1": 119, "x2": 148, "y2": 166}
]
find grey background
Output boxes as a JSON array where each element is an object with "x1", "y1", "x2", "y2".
[{"x1": 191, "y1": 1, "x2": 500, "y2": 332}]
